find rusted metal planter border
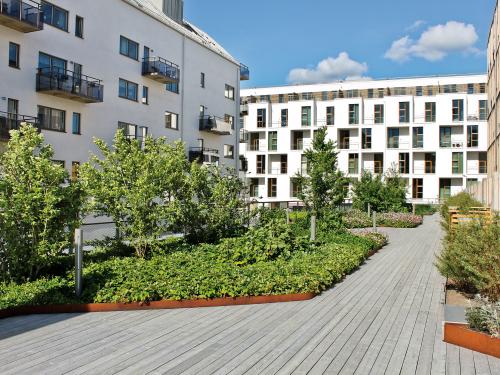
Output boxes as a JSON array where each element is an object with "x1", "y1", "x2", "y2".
[{"x1": 444, "y1": 322, "x2": 500, "y2": 359}]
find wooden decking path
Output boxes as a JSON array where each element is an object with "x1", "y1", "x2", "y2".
[{"x1": 0, "y1": 215, "x2": 499, "y2": 374}]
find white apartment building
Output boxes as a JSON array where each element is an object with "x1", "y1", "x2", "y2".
[
  {"x1": 0, "y1": 0, "x2": 247, "y2": 176},
  {"x1": 240, "y1": 75, "x2": 488, "y2": 206}
]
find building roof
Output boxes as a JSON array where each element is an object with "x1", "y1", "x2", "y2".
[{"x1": 122, "y1": 0, "x2": 239, "y2": 66}]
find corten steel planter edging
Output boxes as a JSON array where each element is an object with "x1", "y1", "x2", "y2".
[
  {"x1": 0, "y1": 293, "x2": 316, "y2": 319},
  {"x1": 444, "y1": 322, "x2": 500, "y2": 359}
]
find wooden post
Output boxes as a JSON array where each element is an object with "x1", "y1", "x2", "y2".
[
  {"x1": 372, "y1": 211, "x2": 377, "y2": 232},
  {"x1": 310, "y1": 215, "x2": 316, "y2": 241},
  {"x1": 367, "y1": 203, "x2": 371, "y2": 217},
  {"x1": 74, "y1": 228, "x2": 83, "y2": 298},
  {"x1": 286, "y1": 208, "x2": 290, "y2": 224},
  {"x1": 412, "y1": 203, "x2": 416, "y2": 215}
]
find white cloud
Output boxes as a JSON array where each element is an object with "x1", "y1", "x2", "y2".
[
  {"x1": 385, "y1": 21, "x2": 479, "y2": 62},
  {"x1": 405, "y1": 20, "x2": 426, "y2": 32},
  {"x1": 287, "y1": 52, "x2": 369, "y2": 84}
]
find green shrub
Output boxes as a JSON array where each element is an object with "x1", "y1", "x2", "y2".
[
  {"x1": 436, "y1": 220, "x2": 500, "y2": 301},
  {"x1": 466, "y1": 296, "x2": 500, "y2": 338},
  {"x1": 343, "y1": 210, "x2": 422, "y2": 228},
  {"x1": 414, "y1": 204, "x2": 438, "y2": 216},
  {"x1": 440, "y1": 192, "x2": 482, "y2": 226}
]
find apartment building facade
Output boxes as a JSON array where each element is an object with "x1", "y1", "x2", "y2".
[
  {"x1": 240, "y1": 75, "x2": 488, "y2": 206},
  {"x1": 0, "y1": 0, "x2": 245, "y2": 175}
]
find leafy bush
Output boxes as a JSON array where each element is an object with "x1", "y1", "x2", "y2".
[
  {"x1": 440, "y1": 192, "x2": 482, "y2": 227},
  {"x1": 466, "y1": 296, "x2": 500, "y2": 337},
  {"x1": 414, "y1": 204, "x2": 438, "y2": 216},
  {"x1": 343, "y1": 210, "x2": 422, "y2": 228},
  {"x1": 0, "y1": 125, "x2": 83, "y2": 283},
  {"x1": 353, "y1": 230, "x2": 388, "y2": 250},
  {"x1": 437, "y1": 220, "x2": 500, "y2": 301}
]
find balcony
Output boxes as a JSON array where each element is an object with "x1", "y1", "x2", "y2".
[
  {"x1": 0, "y1": 0, "x2": 43, "y2": 32},
  {"x1": 142, "y1": 57, "x2": 180, "y2": 84},
  {"x1": 240, "y1": 64, "x2": 250, "y2": 81},
  {"x1": 199, "y1": 116, "x2": 232, "y2": 135},
  {"x1": 188, "y1": 147, "x2": 219, "y2": 164},
  {"x1": 36, "y1": 67, "x2": 104, "y2": 103},
  {"x1": 0, "y1": 111, "x2": 38, "y2": 141}
]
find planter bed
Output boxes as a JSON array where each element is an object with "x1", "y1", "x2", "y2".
[{"x1": 444, "y1": 322, "x2": 500, "y2": 359}]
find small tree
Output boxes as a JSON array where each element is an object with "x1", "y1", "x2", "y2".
[
  {"x1": 79, "y1": 131, "x2": 188, "y2": 258},
  {"x1": 294, "y1": 127, "x2": 347, "y2": 217},
  {"x1": 0, "y1": 125, "x2": 82, "y2": 282}
]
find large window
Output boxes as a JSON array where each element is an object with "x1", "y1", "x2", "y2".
[
  {"x1": 399, "y1": 102, "x2": 410, "y2": 123},
  {"x1": 268, "y1": 131, "x2": 278, "y2": 151},
  {"x1": 267, "y1": 178, "x2": 277, "y2": 198},
  {"x1": 165, "y1": 111, "x2": 179, "y2": 130},
  {"x1": 257, "y1": 108, "x2": 266, "y2": 128},
  {"x1": 412, "y1": 178, "x2": 423, "y2": 199},
  {"x1": 387, "y1": 128, "x2": 400, "y2": 148},
  {"x1": 281, "y1": 109, "x2": 288, "y2": 127},
  {"x1": 41, "y1": 1, "x2": 68, "y2": 31},
  {"x1": 439, "y1": 127, "x2": 452, "y2": 148},
  {"x1": 166, "y1": 82, "x2": 179, "y2": 94},
  {"x1": 280, "y1": 155, "x2": 288, "y2": 174},
  {"x1": 326, "y1": 106, "x2": 335, "y2": 125},
  {"x1": 362, "y1": 128, "x2": 372, "y2": 149},
  {"x1": 348, "y1": 154, "x2": 359, "y2": 174},
  {"x1": 225, "y1": 84, "x2": 235, "y2": 100},
  {"x1": 413, "y1": 127, "x2": 423, "y2": 148},
  {"x1": 224, "y1": 114, "x2": 235, "y2": 130},
  {"x1": 256, "y1": 155, "x2": 266, "y2": 174},
  {"x1": 38, "y1": 52, "x2": 66, "y2": 72},
  {"x1": 120, "y1": 36, "x2": 139, "y2": 60},
  {"x1": 479, "y1": 152, "x2": 487, "y2": 173},
  {"x1": 452, "y1": 99, "x2": 464, "y2": 122},
  {"x1": 349, "y1": 104, "x2": 359, "y2": 124},
  {"x1": 452, "y1": 152, "x2": 463, "y2": 174},
  {"x1": 425, "y1": 153, "x2": 436, "y2": 174},
  {"x1": 399, "y1": 153, "x2": 410, "y2": 174},
  {"x1": 301, "y1": 106, "x2": 311, "y2": 126},
  {"x1": 425, "y1": 102, "x2": 436, "y2": 122},
  {"x1": 119, "y1": 79, "x2": 138, "y2": 101},
  {"x1": 374, "y1": 154, "x2": 384, "y2": 174},
  {"x1": 479, "y1": 100, "x2": 488, "y2": 121},
  {"x1": 8, "y1": 42, "x2": 19, "y2": 69},
  {"x1": 467, "y1": 125, "x2": 479, "y2": 147},
  {"x1": 374, "y1": 104, "x2": 384, "y2": 124},
  {"x1": 118, "y1": 122, "x2": 147, "y2": 141},
  {"x1": 72, "y1": 112, "x2": 81, "y2": 135},
  {"x1": 38, "y1": 105, "x2": 65, "y2": 132}
]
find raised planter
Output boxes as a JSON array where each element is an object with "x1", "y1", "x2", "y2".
[
  {"x1": 0, "y1": 292, "x2": 316, "y2": 320},
  {"x1": 444, "y1": 322, "x2": 500, "y2": 359}
]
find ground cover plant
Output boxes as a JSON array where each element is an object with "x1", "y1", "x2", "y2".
[
  {"x1": 466, "y1": 296, "x2": 500, "y2": 338},
  {"x1": 343, "y1": 210, "x2": 423, "y2": 229}
]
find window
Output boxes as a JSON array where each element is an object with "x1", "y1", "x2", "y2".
[
  {"x1": 280, "y1": 155, "x2": 288, "y2": 174},
  {"x1": 257, "y1": 108, "x2": 266, "y2": 128},
  {"x1": 440, "y1": 127, "x2": 452, "y2": 147},
  {"x1": 387, "y1": 128, "x2": 400, "y2": 148},
  {"x1": 367, "y1": 89, "x2": 374, "y2": 98},
  {"x1": 467, "y1": 83, "x2": 475, "y2": 94},
  {"x1": 199, "y1": 105, "x2": 205, "y2": 118},
  {"x1": 71, "y1": 162, "x2": 80, "y2": 181},
  {"x1": 292, "y1": 132, "x2": 304, "y2": 150},
  {"x1": 38, "y1": 106, "x2": 65, "y2": 132},
  {"x1": 268, "y1": 131, "x2": 278, "y2": 151},
  {"x1": 291, "y1": 178, "x2": 301, "y2": 197},
  {"x1": 479, "y1": 152, "x2": 487, "y2": 173},
  {"x1": 259, "y1": 95, "x2": 270, "y2": 103},
  {"x1": 225, "y1": 114, "x2": 235, "y2": 130},
  {"x1": 413, "y1": 127, "x2": 423, "y2": 148},
  {"x1": 452, "y1": 152, "x2": 463, "y2": 174},
  {"x1": 165, "y1": 111, "x2": 179, "y2": 130},
  {"x1": 399, "y1": 102, "x2": 410, "y2": 123},
  {"x1": 224, "y1": 145, "x2": 234, "y2": 159},
  {"x1": 479, "y1": 83, "x2": 486, "y2": 93},
  {"x1": 349, "y1": 104, "x2": 359, "y2": 124},
  {"x1": 377, "y1": 88, "x2": 385, "y2": 98},
  {"x1": 346, "y1": 90, "x2": 359, "y2": 98},
  {"x1": 339, "y1": 130, "x2": 350, "y2": 149},
  {"x1": 452, "y1": 99, "x2": 464, "y2": 121},
  {"x1": 467, "y1": 125, "x2": 479, "y2": 147},
  {"x1": 279, "y1": 94, "x2": 285, "y2": 103},
  {"x1": 412, "y1": 178, "x2": 423, "y2": 199},
  {"x1": 225, "y1": 84, "x2": 235, "y2": 100},
  {"x1": 322, "y1": 91, "x2": 329, "y2": 101},
  {"x1": 374, "y1": 104, "x2": 384, "y2": 124},
  {"x1": 426, "y1": 86, "x2": 434, "y2": 96},
  {"x1": 256, "y1": 155, "x2": 266, "y2": 174},
  {"x1": 348, "y1": 154, "x2": 359, "y2": 174},
  {"x1": 425, "y1": 153, "x2": 436, "y2": 174},
  {"x1": 425, "y1": 102, "x2": 436, "y2": 122},
  {"x1": 142, "y1": 86, "x2": 149, "y2": 104},
  {"x1": 38, "y1": 52, "x2": 66, "y2": 72},
  {"x1": 362, "y1": 128, "x2": 372, "y2": 149},
  {"x1": 52, "y1": 160, "x2": 65, "y2": 168},
  {"x1": 288, "y1": 93, "x2": 297, "y2": 102},
  {"x1": 267, "y1": 178, "x2": 277, "y2": 198},
  {"x1": 479, "y1": 100, "x2": 488, "y2": 121},
  {"x1": 301, "y1": 154, "x2": 308, "y2": 174},
  {"x1": 200, "y1": 72, "x2": 205, "y2": 88},
  {"x1": 374, "y1": 154, "x2": 384, "y2": 174},
  {"x1": 118, "y1": 122, "x2": 148, "y2": 142},
  {"x1": 393, "y1": 87, "x2": 407, "y2": 96},
  {"x1": 249, "y1": 178, "x2": 259, "y2": 198},
  {"x1": 302, "y1": 92, "x2": 313, "y2": 100},
  {"x1": 301, "y1": 106, "x2": 311, "y2": 126},
  {"x1": 72, "y1": 112, "x2": 81, "y2": 134},
  {"x1": 75, "y1": 16, "x2": 84, "y2": 38},
  {"x1": 41, "y1": 1, "x2": 68, "y2": 31},
  {"x1": 399, "y1": 153, "x2": 410, "y2": 174},
  {"x1": 8, "y1": 42, "x2": 19, "y2": 69},
  {"x1": 281, "y1": 109, "x2": 288, "y2": 127},
  {"x1": 120, "y1": 36, "x2": 139, "y2": 60},
  {"x1": 326, "y1": 106, "x2": 335, "y2": 126},
  {"x1": 166, "y1": 82, "x2": 179, "y2": 94},
  {"x1": 416, "y1": 86, "x2": 423, "y2": 96},
  {"x1": 443, "y1": 84, "x2": 457, "y2": 94},
  {"x1": 119, "y1": 79, "x2": 138, "y2": 101}
]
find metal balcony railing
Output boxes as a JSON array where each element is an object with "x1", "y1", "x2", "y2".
[
  {"x1": 188, "y1": 147, "x2": 219, "y2": 164},
  {"x1": 0, "y1": 111, "x2": 39, "y2": 141},
  {"x1": 199, "y1": 116, "x2": 232, "y2": 135},
  {"x1": 142, "y1": 57, "x2": 179, "y2": 84},
  {"x1": 36, "y1": 67, "x2": 104, "y2": 103},
  {"x1": 0, "y1": 0, "x2": 43, "y2": 32}
]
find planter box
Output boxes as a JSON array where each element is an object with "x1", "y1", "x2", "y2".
[
  {"x1": 444, "y1": 322, "x2": 500, "y2": 359},
  {"x1": 0, "y1": 292, "x2": 316, "y2": 320}
]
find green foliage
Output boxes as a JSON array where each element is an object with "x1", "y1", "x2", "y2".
[
  {"x1": 343, "y1": 210, "x2": 422, "y2": 228},
  {"x1": 79, "y1": 131, "x2": 189, "y2": 258},
  {"x1": 437, "y1": 220, "x2": 500, "y2": 301},
  {"x1": 352, "y1": 169, "x2": 409, "y2": 213},
  {"x1": 0, "y1": 125, "x2": 83, "y2": 282},
  {"x1": 466, "y1": 296, "x2": 500, "y2": 338},
  {"x1": 440, "y1": 192, "x2": 482, "y2": 229},
  {"x1": 294, "y1": 127, "x2": 347, "y2": 217},
  {"x1": 414, "y1": 204, "x2": 438, "y2": 216}
]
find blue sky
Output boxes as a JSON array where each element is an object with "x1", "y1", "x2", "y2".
[{"x1": 184, "y1": 0, "x2": 496, "y2": 88}]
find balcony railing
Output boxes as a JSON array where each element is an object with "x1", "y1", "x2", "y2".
[
  {"x1": 142, "y1": 57, "x2": 180, "y2": 84},
  {"x1": 0, "y1": 111, "x2": 38, "y2": 141},
  {"x1": 36, "y1": 67, "x2": 104, "y2": 103},
  {"x1": 188, "y1": 147, "x2": 219, "y2": 164},
  {"x1": 199, "y1": 116, "x2": 232, "y2": 135},
  {"x1": 0, "y1": 0, "x2": 43, "y2": 32},
  {"x1": 240, "y1": 63, "x2": 250, "y2": 81}
]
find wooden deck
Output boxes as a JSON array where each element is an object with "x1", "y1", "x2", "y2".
[{"x1": 0, "y1": 215, "x2": 499, "y2": 374}]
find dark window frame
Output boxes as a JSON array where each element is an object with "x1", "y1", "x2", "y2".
[
  {"x1": 119, "y1": 36, "x2": 139, "y2": 61},
  {"x1": 75, "y1": 15, "x2": 84, "y2": 38},
  {"x1": 38, "y1": 105, "x2": 66, "y2": 132},
  {"x1": 41, "y1": 1, "x2": 69, "y2": 31},
  {"x1": 118, "y1": 78, "x2": 139, "y2": 101},
  {"x1": 165, "y1": 111, "x2": 179, "y2": 130},
  {"x1": 8, "y1": 42, "x2": 20, "y2": 69},
  {"x1": 72, "y1": 112, "x2": 81, "y2": 135}
]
